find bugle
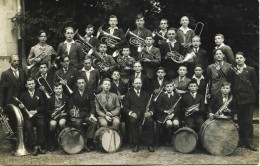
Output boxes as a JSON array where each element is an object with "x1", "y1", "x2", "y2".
[
  {"x1": 56, "y1": 74, "x2": 74, "y2": 95},
  {"x1": 96, "y1": 26, "x2": 121, "y2": 47},
  {"x1": 13, "y1": 96, "x2": 33, "y2": 119},
  {"x1": 37, "y1": 77, "x2": 53, "y2": 99},
  {"x1": 125, "y1": 28, "x2": 145, "y2": 47}
]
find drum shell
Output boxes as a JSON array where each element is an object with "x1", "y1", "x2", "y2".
[
  {"x1": 94, "y1": 127, "x2": 122, "y2": 153},
  {"x1": 200, "y1": 118, "x2": 239, "y2": 156},
  {"x1": 58, "y1": 127, "x2": 85, "y2": 154},
  {"x1": 173, "y1": 127, "x2": 198, "y2": 153}
]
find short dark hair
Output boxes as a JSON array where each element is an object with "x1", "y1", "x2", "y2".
[
  {"x1": 194, "y1": 64, "x2": 203, "y2": 70},
  {"x1": 178, "y1": 65, "x2": 188, "y2": 70},
  {"x1": 160, "y1": 18, "x2": 168, "y2": 24},
  {"x1": 188, "y1": 79, "x2": 198, "y2": 86},
  {"x1": 214, "y1": 48, "x2": 225, "y2": 55},
  {"x1": 215, "y1": 33, "x2": 224, "y2": 39},
  {"x1": 135, "y1": 13, "x2": 144, "y2": 20},
  {"x1": 157, "y1": 66, "x2": 166, "y2": 72},
  {"x1": 164, "y1": 81, "x2": 174, "y2": 86},
  {"x1": 102, "y1": 78, "x2": 111, "y2": 84},
  {"x1": 77, "y1": 76, "x2": 86, "y2": 82},
  {"x1": 235, "y1": 52, "x2": 245, "y2": 57},
  {"x1": 221, "y1": 81, "x2": 231, "y2": 87},
  {"x1": 65, "y1": 27, "x2": 74, "y2": 32},
  {"x1": 112, "y1": 70, "x2": 120, "y2": 75},
  {"x1": 54, "y1": 82, "x2": 62, "y2": 88},
  {"x1": 39, "y1": 62, "x2": 48, "y2": 68},
  {"x1": 86, "y1": 24, "x2": 94, "y2": 29},
  {"x1": 26, "y1": 77, "x2": 35, "y2": 83},
  {"x1": 38, "y1": 30, "x2": 47, "y2": 37},
  {"x1": 60, "y1": 55, "x2": 69, "y2": 62},
  {"x1": 109, "y1": 15, "x2": 117, "y2": 19}
]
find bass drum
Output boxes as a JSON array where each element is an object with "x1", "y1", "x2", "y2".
[
  {"x1": 58, "y1": 127, "x2": 85, "y2": 154},
  {"x1": 94, "y1": 127, "x2": 122, "y2": 153},
  {"x1": 200, "y1": 117, "x2": 239, "y2": 156},
  {"x1": 172, "y1": 127, "x2": 198, "y2": 153}
]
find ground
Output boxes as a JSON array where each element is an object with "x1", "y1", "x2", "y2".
[{"x1": 0, "y1": 124, "x2": 258, "y2": 165}]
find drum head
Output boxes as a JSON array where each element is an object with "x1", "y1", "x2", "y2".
[
  {"x1": 59, "y1": 128, "x2": 85, "y2": 154},
  {"x1": 101, "y1": 129, "x2": 121, "y2": 153},
  {"x1": 200, "y1": 119, "x2": 239, "y2": 156},
  {"x1": 173, "y1": 127, "x2": 198, "y2": 153}
]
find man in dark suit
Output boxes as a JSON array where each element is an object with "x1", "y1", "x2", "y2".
[
  {"x1": 129, "y1": 61, "x2": 150, "y2": 92},
  {"x1": 57, "y1": 27, "x2": 84, "y2": 69},
  {"x1": 53, "y1": 56, "x2": 78, "y2": 96},
  {"x1": 123, "y1": 78, "x2": 155, "y2": 152},
  {"x1": 77, "y1": 56, "x2": 100, "y2": 96},
  {"x1": 159, "y1": 28, "x2": 184, "y2": 80},
  {"x1": 18, "y1": 77, "x2": 46, "y2": 155},
  {"x1": 138, "y1": 36, "x2": 161, "y2": 80},
  {"x1": 228, "y1": 52, "x2": 258, "y2": 151},
  {"x1": 0, "y1": 55, "x2": 27, "y2": 131},
  {"x1": 84, "y1": 24, "x2": 99, "y2": 49},
  {"x1": 68, "y1": 76, "x2": 98, "y2": 152},
  {"x1": 104, "y1": 15, "x2": 125, "y2": 54}
]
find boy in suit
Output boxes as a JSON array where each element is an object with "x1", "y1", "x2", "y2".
[
  {"x1": 68, "y1": 76, "x2": 97, "y2": 152},
  {"x1": 95, "y1": 78, "x2": 120, "y2": 130},
  {"x1": 172, "y1": 65, "x2": 191, "y2": 94},
  {"x1": 181, "y1": 80, "x2": 205, "y2": 133},
  {"x1": 18, "y1": 77, "x2": 46, "y2": 155},
  {"x1": 156, "y1": 81, "x2": 181, "y2": 145},
  {"x1": 153, "y1": 18, "x2": 168, "y2": 46},
  {"x1": 123, "y1": 78, "x2": 155, "y2": 152},
  {"x1": 150, "y1": 66, "x2": 167, "y2": 95},
  {"x1": 57, "y1": 27, "x2": 84, "y2": 69},
  {"x1": 191, "y1": 64, "x2": 207, "y2": 96},
  {"x1": 84, "y1": 24, "x2": 99, "y2": 49},
  {"x1": 46, "y1": 82, "x2": 69, "y2": 151}
]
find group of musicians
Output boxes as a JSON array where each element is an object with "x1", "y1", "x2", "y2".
[{"x1": 0, "y1": 13, "x2": 258, "y2": 156}]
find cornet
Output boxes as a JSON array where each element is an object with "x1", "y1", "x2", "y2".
[
  {"x1": 96, "y1": 26, "x2": 121, "y2": 47},
  {"x1": 37, "y1": 77, "x2": 53, "y2": 99},
  {"x1": 185, "y1": 103, "x2": 200, "y2": 116},
  {"x1": 56, "y1": 74, "x2": 74, "y2": 95},
  {"x1": 125, "y1": 28, "x2": 145, "y2": 47}
]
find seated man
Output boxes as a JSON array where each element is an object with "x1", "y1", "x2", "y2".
[
  {"x1": 46, "y1": 82, "x2": 69, "y2": 151},
  {"x1": 18, "y1": 77, "x2": 46, "y2": 155},
  {"x1": 68, "y1": 76, "x2": 98, "y2": 152},
  {"x1": 156, "y1": 81, "x2": 181, "y2": 145},
  {"x1": 123, "y1": 78, "x2": 155, "y2": 152},
  {"x1": 95, "y1": 78, "x2": 120, "y2": 130}
]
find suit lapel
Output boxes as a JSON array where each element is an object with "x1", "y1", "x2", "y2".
[
  {"x1": 8, "y1": 69, "x2": 18, "y2": 88},
  {"x1": 69, "y1": 43, "x2": 76, "y2": 55}
]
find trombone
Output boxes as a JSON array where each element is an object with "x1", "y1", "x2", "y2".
[
  {"x1": 96, "y1": 26, "x2": 121, "y2": 47},
  {"x1": 56, "y1": 74, "x2": 74, "y2": 95},
  {"x1": 125, "y1": 28, "x2": 145, "y2": 48},
  {"x1": 194, "y1": 22, "x2": 204, "y2": 37},
  {"x1": 37, "y1": 77, "x2": 53, "y2": 99}
]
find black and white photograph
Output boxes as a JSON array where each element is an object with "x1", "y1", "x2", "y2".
[{"x1": 0, "y1": 0, "x2": 259, "y2": 165}]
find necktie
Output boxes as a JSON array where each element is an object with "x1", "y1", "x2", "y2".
[
  {"x1": 105, "y1": 93, "x2": 109, "y2": 102},
  {"x1": 192, "y1": 93, "x2": 196, "y2": 99},
  {"x1": 14, "y1": 70, "x2": 19, "y2": 80},
  {"x1": 30, "y1": 92, "x2": 34, "y2": 98},
  {"x1": 136, "y1": 90, "x2": 140, "y2": 97},
  {"x1": 168, "y1": 93, "x2": 171, "y2": 98},
  {"x1": 136, "y1": 73, "x2": 140, "y2": 78}
]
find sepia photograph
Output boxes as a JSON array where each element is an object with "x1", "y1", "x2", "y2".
[{"x1": 0, "y1": 0, "x2": 259, "y2": 165}]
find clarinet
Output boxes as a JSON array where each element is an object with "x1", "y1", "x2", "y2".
[
  {"x1": 142, "y1": 93, "x2": 154, "y2": 126},
  {"x1": 94, "y1": 93, "x2": 114, "y2": 119}
]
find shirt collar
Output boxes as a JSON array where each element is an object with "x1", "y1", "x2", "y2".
[
  {"x1": 237, "y1": 64, "x2": 247, "y2": 69},
  {"x1": 159, "y1": 29, "x2": 167, "y2": 33},
  {"x1": 179, "y1": 27, "x2": 192, "y2": 33},
  {"x1": 64, "y1": 40, "x2": 75, "y2": 44},
  {"x1": 215, "y1": 43, "x2": 225, "y2": 49},
  {"x1": 11, "y1": 66, "x2": 18, "y2": 72},
  {"x1": 134, "y1": 88, "x2": 140, "y2": 93},
  {"x1": 84, "y1": 34, "x2": 93, "y2": 38},
  {"x1": 165, "y1": 91, "x2": 174, "y2": 96},
  {"x1": 192, "y1": 74, "x2": 205, "y2": 80},
  {"x1": 179, "y1": 76, "x2": 186, "y2": 82},
  {"x1": 82, "y1": 66, "x2": 95, "y2": 72},
  {"x1": 167, "y1": 39, "x2": 177, "y2": 43},
  {"x1": 41, "y1": 73, "x2": 47, "y2": 77},
  {"x1": 108, "y1": 26, "x2": 118, "y2": 30},
  {"x1": 63, "y1": 67, "x2": 69, "y2": 72},
  {"x1": 28, "y1": 90, "x2": 35, "y2": 95},
  {"x1": 55, "y1": 94, "x2": 63, "y2": 100}
]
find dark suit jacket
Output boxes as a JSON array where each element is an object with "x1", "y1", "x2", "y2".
[
  {"x1": 228, "y1": 65, "x2": 258, "y2": 105},
  {"x1": 138, "y1": 46, "x2": 161, "y2": 79},
  {"x1": 77, "y1": 68, "x2": 100, "y2": 96},
  {"x1": 57, "y1": 41, "x2": 84, "y2": 69},
  {"x1": 20, "y1": 90, "x2": 45, "y2": 119},
  {"x1": 0, "y1": 68, "x2": 27, "y2": 107},
  {"x1": 129, "y1": 72, "x2": 150, "y2": 93},
  {"x1": 110, "y1": 81, "x2": 128, "y2": 95},
  {"x1": 156, "y1": 92, "x2": 181, "y2": 120},
  {"x1": 181, "y1": 92, "x2": 205, "y2": 118},
  {"x1": 149, "y1": 78, "x2": 167, "y2": 94},
  {"x1": 68, "y1": 89, "x2": 95, "y2": 118},
  {"x1": 191, "y1": 77, "x2": 207, "y2": 96},
  {"x1": 104, "y1": 28, "x2": 126, "y2": 51},
  {"x1": 86, "y1": 37, "x2": 100, "y2": 48},
  {"x1": 34, "y1": 71, "x2": 54, "y2": 99},
  {"x1": 123, "y1": 89, "x2": 153, "y2": 122},
  {"x1": 46, "y1": 94, "x2": 69, "y2": 118},
  {"x1": 53, "y1": 66, "x2": 78, "y2": 93}
]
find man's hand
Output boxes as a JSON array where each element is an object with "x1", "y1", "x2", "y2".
[
  {"x1": 223, "y1": 108, "x2": 231, "y2": 113},
  {"x1": 144, "y1": 112, "x2": 152, "y2": 118},
  {"x1": 39, "y1": 85, "x2": 45, "y2": 91},
  {"x1": 18, "y1": 104, "x2": 25, "y2": 109},
  {"x1": 110, "y1": 44, "x2": 115, "y2": 48},
  {"x1": 34, "y1": 58, "x2": 41, "y2": 63},
  {"x1": 142, "y1": 58, "x2": 151, "y2": 62},
  {"x1": 105, "y1": 115, "x2": 112, "y2": 122},
  {"x1": 106, "y1": 112, "x2": 113, "y2": 117},
  {"x1": 89, "y1": 114, "x2": 97, "y2": 122},
  {"x1": 167, "y1": 113, "x2": 174, "y2": 120},
  {"x1": 60, "y1": 79, "x2": 68, "y2": 85},
  {"x1": 164, "y1": 110, "x2": 170, "y2": 114},
  {"x1": 194, "y1": 108, "x2": 199, "y2": 112},
  {"x1": 103, "y1": 67, "x2": 109, "y2": 71},
  {"x1": 29, "y1": 110, "x2": 37, "y2": 116},
  {"x1": 130, "y1": 112, "x2": 137, "y2": 119}
]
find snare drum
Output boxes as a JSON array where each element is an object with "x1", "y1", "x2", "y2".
[
  {"x1": 58, "y1": 127, "x2": 85, "y2": 154},
  {"x1": 200, "y1": 117, "x2": 239, "y2": 156},
  {"x1": 172, "y1": 127, "x2": 198, "y2": 153},
  {"x1": 94, "y1": 127, "x2": 121, "y2": 153}
]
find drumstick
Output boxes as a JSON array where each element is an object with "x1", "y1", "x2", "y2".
[
  {"x1": 113, "y1": 130, "x2": 116, "y2": 151},
  {"x1": 108, "y1": 130, "x2": 113, "y2": 152}
]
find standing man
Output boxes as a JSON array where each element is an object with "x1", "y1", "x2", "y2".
[
  {"x1": 57, "y1": 27, "x2": 84, "y2": 69},
  {"x1": 228, "y1": 52, "x2": 258, "y2": 151},
  {"x1": 123, "y1": 78, "x2": 155, "y2": 152},
  {"x1": 0, "y1": 55, "x2": 27, "y2": 131}
]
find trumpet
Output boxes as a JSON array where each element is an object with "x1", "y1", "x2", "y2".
[
  {"x1": 27, "y1": 52, "x2": 49, "y2": 70},
  {"x1": 56, "y1": 74, "x2": 74, "y2": 95},
  {"x1": 52, "y1": 103, "x2": 66, "y2": 120},
  {"x1": 37, "y1": 77, "x2": 53, "y2": 99},
  {"x1": 194, "y1": 22, "x2": 204, "y2": 37},
  {"x1": 125, "y1": 28, "x2": 145, "y2": 47},
  {"x1": 204, "y1": 81, "x2": 210, "y2": 104},
  {"x1": 13, "y1": 96, "x2": 34, "y2": 119},
  {"x1": 152, "y1": 31, "x2": 167, "y2": 41},
  {"x1": 96, "y1": 26, "x2": 121, "y2": 47},
  {"x1": 185, "y1": 103, "x2": 200, "y2": 116},
  {"x1": 214, "y1": 95, "x2": 233, "y2": 116},
  {"x1": 74, "y1": 31, "x2": 94, "y2": 56}
]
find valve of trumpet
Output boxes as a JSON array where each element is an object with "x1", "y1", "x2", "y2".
[{"x1": 112, "y1": 50, "x2": 120, "y2": 58}]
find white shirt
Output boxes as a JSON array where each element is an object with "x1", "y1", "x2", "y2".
[
  {"x1": 134, "y1": 89, "x2": 140, "y2": 97},
  {"x1": 146, "y1": 46, "x2": 153, "y2": 52},
  {"x1": 159, "y1": 29, "x2": 167, "y2": 37},
  {"x1": 190, "y1": 92, "x2": 197, "y2": 99},
  {"x1": 166, "y1": 91, "x2": 174, "y2": 98},
  {"x1": 222, "y1": 95, "x2": 228, "y2": 103},
  {"x1": 193, "y1": 47, "x2": 199, "y2": 53},
  {"x1": 192, "y1": 75, "x2": 205, "y2": 85},
  {"x1": 215, "y1": 43, "x2": 225, "y2": 49},
  {"x1": 28, "y1": 90, "x2": 35, "y2": 98},
  {"x1": 157, "y1": 78, "x2": 163, "y2": 86},
  {"x1": 108, "y1": 26, "x2": 118, "y2": 35},
  {"x1": 82, "y1": 67, "x2": 95, "y2": 80},
  {"x1": 11, "y1": 66, "x2": 19, "y2": 78},
  {"x1": 135, "y1": 72, "x2": 141, "y2": 78},
  {"x1": 179, "y1": 27, "x2": 192, "y2": 34},
  {"x1": 236, "y1": 64, "x2": 247, "y2": 73},
  {"x1": 64, "y1": 40, "x2": 75, "y2": 54},
  {"x1": 167, "y1": 39, "x2": 177, "y2": 47},
  {"x1": 41, "y1": 73, "x2": 47, "y2": 80}
]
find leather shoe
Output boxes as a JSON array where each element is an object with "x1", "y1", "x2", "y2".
[
  {"x1": 84, "y1": 145, "x2": 91, "y2": 152},
  {"x1": 245, "y1": 144, "x2": 257, "y2": 151},
  {"x1": 147, "y1": 145, "x2": 155, "y2": 152},
  {"x1": 38, "y1": 146, "x2": 46, "y2": 154},
  {"x1": 49, "y1": 144, "x2": 56, "y2": 152},
  {"x1": 132, "y1": 145, "x2": 139, "y2": 152},
  {"x1": 32, "y1": 146, "x2": 38, "y2": 156}
]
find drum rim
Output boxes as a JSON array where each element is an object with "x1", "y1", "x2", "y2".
[
  {"x1": 101, "y1": 129, "x2": 122, "y2": 153},
  {"x1": 199, "y1": 118, "x2": 239, "y2": 156},
  {"x1": 173, "y1": 127, "x2": 198, "y2": 153},
  {"x1": 58, "y1": 127, "x2": 85, "y2": 154}
]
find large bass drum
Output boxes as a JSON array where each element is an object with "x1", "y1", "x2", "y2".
[
  {"x1": 172, "y1": 127, "x2": 198, "y2": 153},
  {"x1": 200, "y1": 117, "x2": 239, "y2": 156},
  {"x1": 58, "y1": 127, "x2": 85, "y2": 154},
  {"x1": 94, "y1": 127, "x2": 122, "y2": 153}
]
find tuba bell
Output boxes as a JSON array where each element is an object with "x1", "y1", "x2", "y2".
[
  {"x1": 96, "y1": 26, "x2": 121, "y2": 47},
  {"x1": 125, "y1": 28, "x2": 145, "y2": 47},
  {"x1": 74, "y1": 31, "x2": 94, "y2": 56}
]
